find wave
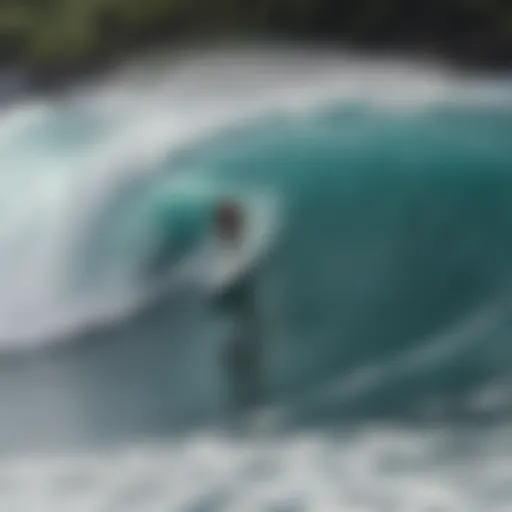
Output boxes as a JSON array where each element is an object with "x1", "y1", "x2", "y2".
[
  {"x1": 0, "y1": 44, "x2": 502, "y2": 346},
  {"x1": 0, "y1": 46, "x2": 511, "y2": 437}
]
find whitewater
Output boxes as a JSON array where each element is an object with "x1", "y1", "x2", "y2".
[{"x1": 0, "y1": 43, "x2": 512, "y2": 510}]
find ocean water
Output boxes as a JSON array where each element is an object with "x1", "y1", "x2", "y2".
[{"x1": 0, "y1": 44, "x2": 512, "y2": 510}]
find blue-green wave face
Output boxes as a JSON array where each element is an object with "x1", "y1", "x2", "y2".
[
  {"x1": 65, "y1": 98, "x2": 512, "y2": 421},
  {"x1": 1, "y1": 55, "x2": 512, "y2": 439},
  {"x1": 145, "y1": 186, "x2": 215, "y2": 273},
  {"x1": 149, "y1": 102, "x2": 512, "y2": 418}
]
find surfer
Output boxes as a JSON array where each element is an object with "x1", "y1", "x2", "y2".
[{"x1": 211, "y1": 200, "x2": 263, "y2": 414}]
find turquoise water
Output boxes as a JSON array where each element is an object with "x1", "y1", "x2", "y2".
[
  {"x1": 153, "y1": 103, "x2": 512, "y2": 420},
  {"x1": 0, "y1": 47, "x2": 511, "y2": 510}
]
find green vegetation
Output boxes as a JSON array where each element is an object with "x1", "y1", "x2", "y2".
[{"x1": 0, "y1": 0, "x2": 511, "y2": 82}]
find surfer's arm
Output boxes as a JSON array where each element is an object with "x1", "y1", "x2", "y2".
[{"x1": 209, "y1": 268, "x2": 258, "y2": 314}]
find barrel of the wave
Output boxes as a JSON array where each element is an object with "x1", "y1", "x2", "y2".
[
  {"x1": 148, "y1": 184, "x2": 276, "y2": 415},
  {"x1": 146, "y1": 190, "x2": 211, "y2": 276},
  {"x1": 208, "y1": 199, "x2": 264, "y2": 416}
]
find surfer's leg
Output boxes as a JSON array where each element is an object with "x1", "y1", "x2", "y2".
[{"x1": 224, "y1": 322, "x2": 262, "y2": 414}]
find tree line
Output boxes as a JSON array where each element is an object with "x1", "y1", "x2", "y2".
[{"x1": 0, "y1": 0, "x2": 510, "y2": 82}]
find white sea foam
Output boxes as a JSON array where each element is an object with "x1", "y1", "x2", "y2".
[{"x1": 0, "y1": 424, "x2": 511, "y2": 511}]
